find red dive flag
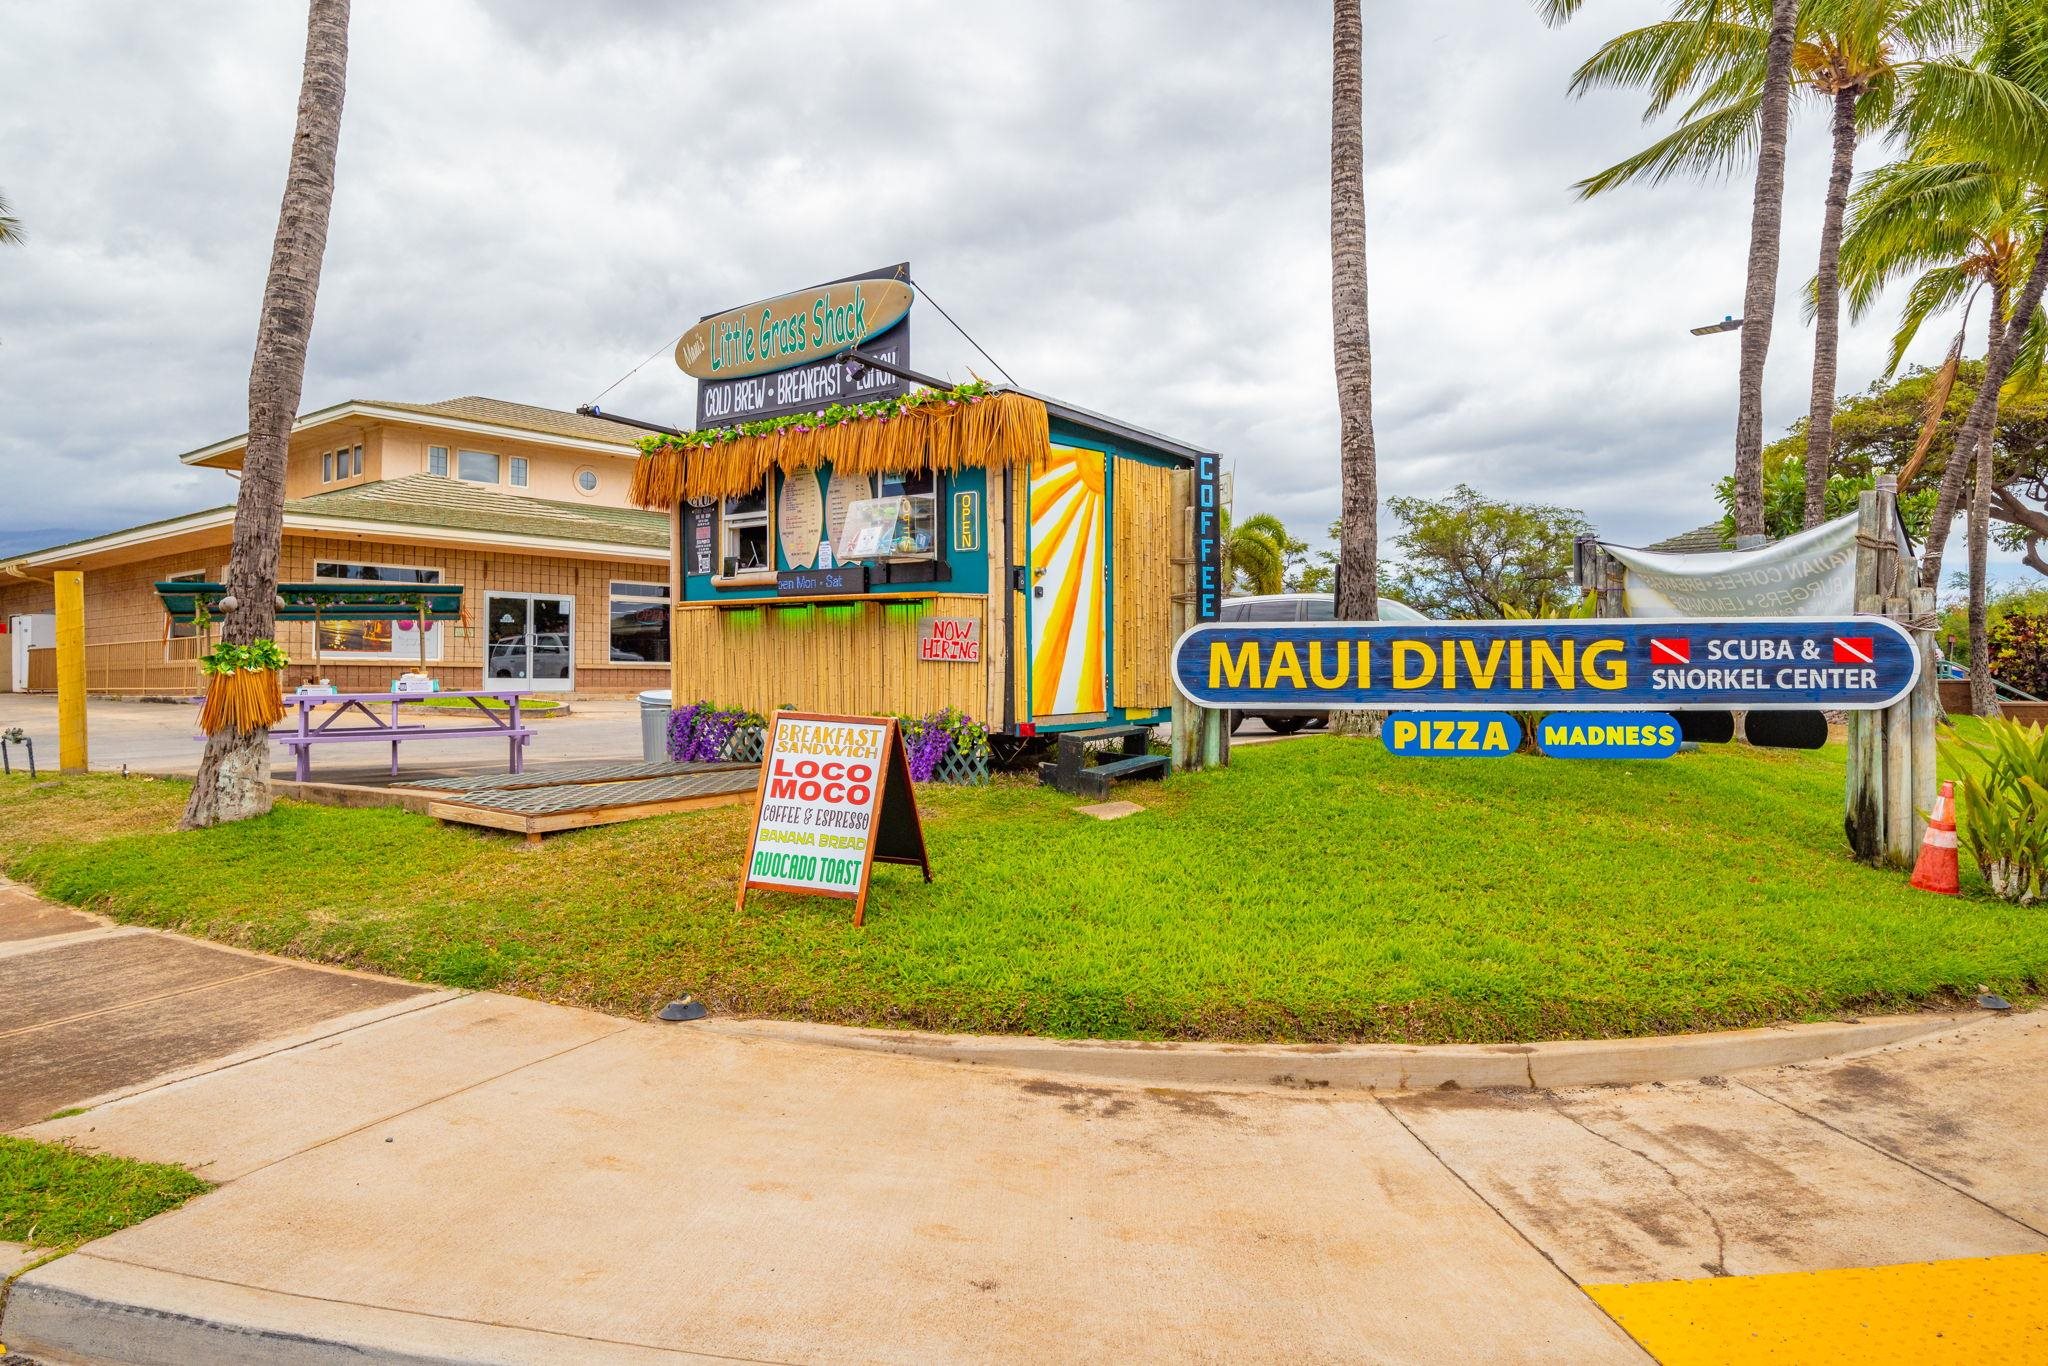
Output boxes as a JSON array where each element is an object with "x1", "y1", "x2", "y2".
[
  {"x1": 1649, "y1": 637, "x2": 1691, "y2": 665},
  {"x1": 1832, "y1": 636, "x2": 1875, "y2": 665}
]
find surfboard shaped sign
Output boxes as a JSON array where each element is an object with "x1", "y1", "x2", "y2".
[
  {"x1": 676, "y1": 278, "x2": 915, "y2": 380},
  {"x1": 1171, "y1": 617, "x2": 1921, "y2": 713}
]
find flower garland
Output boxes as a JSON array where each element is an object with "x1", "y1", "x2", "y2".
[{"x1": 628, "y1": 383, "x2": 1051, "y2": 508}]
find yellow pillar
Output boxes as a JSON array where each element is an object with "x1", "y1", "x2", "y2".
[{"x1": 55, "y1": 570, "x2": 88, "y2": 773}]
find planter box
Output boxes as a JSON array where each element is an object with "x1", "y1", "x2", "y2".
[{"x1": 2001, "y1": 700, "x2": 2048, "y2": 727}]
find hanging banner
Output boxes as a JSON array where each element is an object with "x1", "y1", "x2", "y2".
[
  {"x1": 737, "y1": 712, "x2": 931, "y2": 926},
  {"x1": 1602, "y1": 514, "x2": 1858, "y2": 618},
  {"x1": 1171, "y1": 617, "x2": 1921, "y2": 713}
]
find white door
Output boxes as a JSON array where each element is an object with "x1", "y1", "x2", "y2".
[
  {"x1": 484, "y1": 594, "x2": 575, "y2": 692},
  {"x1": 10, "y1": 614, "x2": 54, "y2": 693}
]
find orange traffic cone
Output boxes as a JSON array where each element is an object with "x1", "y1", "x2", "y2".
[{"x1": 1910, "y1": 780, "x2": 1960, "y2": 895}]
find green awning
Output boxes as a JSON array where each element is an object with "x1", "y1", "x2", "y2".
[{"x1": 155, "y1": 582, "x2": 466, "y2": 624}]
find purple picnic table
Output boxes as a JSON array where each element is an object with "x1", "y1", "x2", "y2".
[{"x1": 278, "y1": 690, "x2": 534, "y2": 781}]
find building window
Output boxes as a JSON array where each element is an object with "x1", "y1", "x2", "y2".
[
  {"x1": 164, "y1": 569, "x2": 207, "y2": 650},
  {"x1": 428, "y1": 445, "x2": 448, "y2": 477},
  {"x1": 576, "y1": 468, "x2": 599, "y2": 494},
  {"x1": 720, "y1": 479, "x2": 772, "y2": 574},
  {"x1": 609, "y1": 581, "x2": 671, "y2": 663},
  {"x1": 457, "y1": 450, "x2": 500, "y2": 484},
  {"x1": 352, "y1": 444, "x2": 364, "y2": 477},
  {"x1": 509, "y1": 456, "x2": 528, "y2": 488},
  {"x1": 311, "y1": 561, "x2": 444, "y2": 658},
  {"x1": 321, "y1": 452, "x2": 334, "y2": 483}
]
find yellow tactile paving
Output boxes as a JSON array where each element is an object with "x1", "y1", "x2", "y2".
[{"x1": 1586, "y1": 1252, "x2": 2048, "y2": 1364}]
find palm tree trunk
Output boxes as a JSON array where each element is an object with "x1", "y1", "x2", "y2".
[
  {"x1": 1967, "y1": 290, "x2": 2006, "y2": 717},
  {"x1": 1330, "y1": 0, "x2": 1376, "y2": 625},
  {"x1": 1329, "y1": 0, "x2": 1379, "y2": 738},
  {"x1": 1920, "y1": 232, "x2": 2048, "y2": 592},
  {"x1": 1802, "y1": 84, "x2": 1859, "y2": 530},
  {"x1": 182, "y1": 0, "x2": 350, "y2": 830},
  {"x1": 1732, "y1": 0, "x2": 1799, "y2": 544}
]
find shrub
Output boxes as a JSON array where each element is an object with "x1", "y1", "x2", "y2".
[
  {"x1": 1937, "y1": 586, "x2": 2048, "y2": 696},
  {"x1": 1942, "y1": 718, "x2": 2048, "y2": 903},
  {"x1": 896, "y1": 707, "x2": 990, "y2": 782},
  {"x1": 665, "y1": 701, "x2": 764, "y2": 763}
]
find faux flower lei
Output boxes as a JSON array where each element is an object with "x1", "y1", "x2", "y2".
[
  {"x1": 198, "y1": 639, "x2": 289, "y2": 676},
  {"x1": 635, "y1": 380, "x2": 993, "y2": 456}
]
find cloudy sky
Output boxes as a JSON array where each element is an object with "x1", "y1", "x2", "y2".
[{"x1": 0, "y1": 1, "x2": 2024, "y2": 581}]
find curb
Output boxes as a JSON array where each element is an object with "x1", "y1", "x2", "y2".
[
  {"x1": 701, "y1": 1010, "x2": 1990, "y2": 1092},
  {"x1": 2, "y1": 1255, "x2": 697, "y2": 1366}
]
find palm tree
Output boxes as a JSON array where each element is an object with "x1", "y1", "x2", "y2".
[
  {"x1": 183, "y1": 0, "x2": 351, "y2": 829},
  {"x1": 1839, "y1": 148, "x2": 2039, "y2": 713},
  {"x1": 1220, "y1": 510, "x2": 1291, "y2": 596},
  {"x1": 1904, "y1": 1, "x2": 2048, "y2": 601},
  {"x1": 1329, "y1": 0, "x2": 1379, "y2": 736},
  {"x1": 0, "y1": 190, "x2": 22, "y2": 244},
  {"x1": 1564, "y1": 2, "x2": 1984, "y2": 535},
  {"x1": 1331, "y1": 0, "x2": 1377, "y2": 625}
]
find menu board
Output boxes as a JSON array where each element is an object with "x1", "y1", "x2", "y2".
[{"x1": 778, "y1": 471, "x2": 825, "y2": 570}]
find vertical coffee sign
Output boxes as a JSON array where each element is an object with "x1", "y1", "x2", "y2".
[{"x1": 681, "y1": 264, "x2": 914, "y2": 426}]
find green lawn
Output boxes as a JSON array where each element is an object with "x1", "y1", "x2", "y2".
[
  {"x1": 1, "y1": 734, "x2": 2038, "y2": 1043},
  {"x1": 0, "y1": 1137, "x2": 210, "y2": 1255}
]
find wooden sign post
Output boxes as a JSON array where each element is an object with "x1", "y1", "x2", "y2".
[{"x1": 736, "y1": 712, "x2": 931, "y2": 926}]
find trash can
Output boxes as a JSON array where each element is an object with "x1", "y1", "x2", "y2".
[{"x1": 638, "y1": 689, "x2": 673, "y2": 763}]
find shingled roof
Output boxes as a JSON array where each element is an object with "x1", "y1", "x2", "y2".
[
  {"x1": 367, "y1": 397, "x2": 642, "y2": 446},
  {"x1": 289, "y1": 475, "x2": 668, "y2": 548},
  {"x1": 1641, "y1": 523, "x2": 1733, "y2": 554}
]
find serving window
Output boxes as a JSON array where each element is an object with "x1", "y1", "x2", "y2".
[
  {"x1": 835, "y1": 470, "x2": 943, "y2": 563},
  {"x1": 719, "y1": 478, "x2": 773, "y2": 577}
]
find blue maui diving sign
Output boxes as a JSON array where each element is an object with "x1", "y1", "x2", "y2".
[
  {"x1": 1171, "y1": 617, "x2": 1920, "y2": 713},
  {"x1": 1535, "y1": 712, "x2": 1682, "y2": 760},
  {"x1": 1384, "y1": 712, "x2": 1521, "y2": 757}
]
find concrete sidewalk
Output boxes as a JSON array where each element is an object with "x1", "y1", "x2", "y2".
[
  {"x1": 3, "y1": 882, "x2": 2045, "y2": 1362},
  {"x1": 0, "y1": 693, "x2": 643, "y2": 783}
]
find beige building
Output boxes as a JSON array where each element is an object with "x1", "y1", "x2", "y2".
[{"x1": 1, "y1": 397, "x2": 673, "y2": 698}]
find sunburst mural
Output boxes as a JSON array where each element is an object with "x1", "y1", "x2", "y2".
[{"x1": 1028, "y1": 445, "x2": 1107, "y2": 715}]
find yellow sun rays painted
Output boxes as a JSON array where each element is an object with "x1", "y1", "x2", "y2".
[{"x1": 1029, "y1": 446, "x2": 1107, "y2": 716}]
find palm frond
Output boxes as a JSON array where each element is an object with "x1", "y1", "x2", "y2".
[
  {"x1": 1886, "y1": 263, "x2": 1978, "y2": 375},
  {"x1": 1570, "y1": 20, "x2": 1768, "y2": 119},
  {"x1": 0, "y1": 190, "x2": 22, "y2": 246},
  {"x1": 1533, "y1": 0, "x2": 1584, "y2": 27},
  {"x1": 2007, "y1": 301, "x2": 2048, "y2": 394},
  {"x1": 1893, "y1": 59, "x2": 2048, "y2": 182},
  {"x1": 1574, "y1": 93, "x2": 1764, "y2": 196},
  {"x1": 1899, "y1": 332, "x2": 1965, "y2": 488}
]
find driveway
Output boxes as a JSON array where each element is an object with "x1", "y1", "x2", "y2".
[{"x1": 0, "y1": 693, "x2": 645, "y2": 784}]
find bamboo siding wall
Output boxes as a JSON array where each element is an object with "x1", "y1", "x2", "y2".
[
  {"x1": 1113, "y1": 461, "x2": 1176, "y2": 710},
  {"x1": 672, "y1": 595, "x2": 991, "y2": 719},
  {"x1": 26, "y1": 638, "x2": 199, "y2": 695}
]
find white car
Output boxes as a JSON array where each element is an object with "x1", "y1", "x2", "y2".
[{"x1": 1217, "y1": 593, "x2": 1429, "y2": 734}]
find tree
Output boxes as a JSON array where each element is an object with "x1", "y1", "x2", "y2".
[
  {"x1": 183, "y1": 0, "x2": 350, "y2": 829},
  {"x1": 1219, "y1": 509, "x2": 1292, "y2": 596},
  {"x1": 1330, "y1": 0, "x2": 1380, "y2": 736},
  {"x1": 1906, "y1": 0, "x2": 2048, "y2": 599},
  {"x1": 1734, "y1": 359, "x2": 2047, "y2": 556},
  {"x1": 0, "y1": 190, "x2": 22, "y2": 245},
  {"x1": 1555, "y1": 0, "x2": 1804, "y2": 542},
  {"x1": 1380, "y1": 485, "x2": 1594, "y2": 619}
]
